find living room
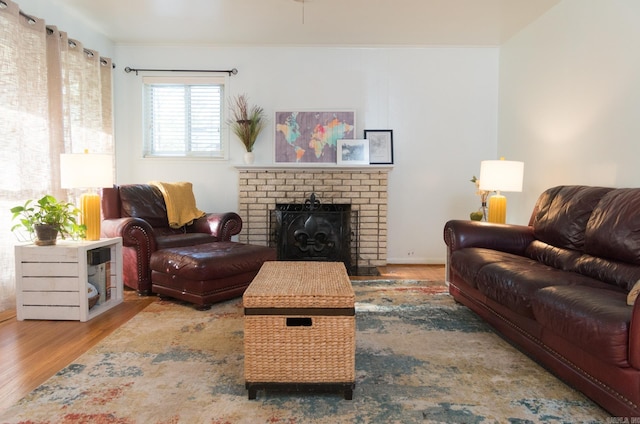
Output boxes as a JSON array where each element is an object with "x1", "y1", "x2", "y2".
[
  {"x1": 3, "y1": 0, "x2": 638, "y2": 274},
  {"x1": 1, "y1": 0, "x2": 639, "y2": 421}
]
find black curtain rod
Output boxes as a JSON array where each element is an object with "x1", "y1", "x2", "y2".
[{"x1": 124, "y1": 67, "x2": 238, "y2": 76}]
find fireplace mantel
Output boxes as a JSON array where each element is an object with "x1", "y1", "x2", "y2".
[
  {"x1": 237, "y1": 166, "x2": 389, "y2": 274},
  {"x1": 234, "y1": 164, "x2": 394, "y2": 172}
]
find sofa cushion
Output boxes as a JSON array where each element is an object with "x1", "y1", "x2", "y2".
[
  {"x1": 532, "y1": 285, "x2": 630, "y2": 367},
  {"x1": 585, "y1": 188, "x2": 640, "y2": 266},
  {"x1": 574, "y1": 254, "x2": 640, "y2": 292},
  {"x1": 530, "y1": 185, "x2": 614, "y2": 251},
  {"x1": 449, "y1": 248, "x2": 526, "y2": 289},
  {"x1": 475, "y1": 258, "x2": 617, "y2": 319},
  {"x1": 524, "y1": 240, "x2": 582, "y2": 271}
]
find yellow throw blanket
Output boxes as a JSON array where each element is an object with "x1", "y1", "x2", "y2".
[{"x1": 149, "y1": 181, "x2": 205, "y2": 229}]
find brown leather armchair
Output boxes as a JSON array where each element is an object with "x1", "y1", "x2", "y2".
[{"x1": 100, "y1": 184, "x2": 242, "y2": 295}]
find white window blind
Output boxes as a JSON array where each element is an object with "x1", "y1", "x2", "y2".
[{"x1": 143, "y1": 76, "x2": 226, "y2": 158}]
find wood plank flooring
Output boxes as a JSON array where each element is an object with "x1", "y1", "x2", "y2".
[{"x1": 0, "y1": 264, "x2": 445, "y2": 413}]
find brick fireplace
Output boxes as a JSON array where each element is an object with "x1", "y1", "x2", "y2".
[{"x1": 236, "y1": 166, "x2": 391, "y2": 274}]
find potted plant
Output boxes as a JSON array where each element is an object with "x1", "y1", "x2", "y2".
[
  {"x1": 10, "y1": 194, "x2": 86, "y2": 245},
  {"x1": 228, "y1": 94, "x2": 266, "y2": 164}
]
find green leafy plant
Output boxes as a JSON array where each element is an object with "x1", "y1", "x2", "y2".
[
  {"x1": 10, "y1": 195, "x2": 86, "y2": 242},
  {"x1": 227, "y1": 94, "x2": 266, "y2": 152}
]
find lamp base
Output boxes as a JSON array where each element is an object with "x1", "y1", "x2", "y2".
[
  {"x1": 488, "y1": 194, "x2": 507, "y2": 224},
  {"x1": 81, "y1": 192, "x2": 101, "y2": 241}
]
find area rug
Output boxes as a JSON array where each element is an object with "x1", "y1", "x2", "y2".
[{"x1": 0, "y1": 279, "x2": 609, "y2": 423}]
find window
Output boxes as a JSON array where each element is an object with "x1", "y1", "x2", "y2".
[{"x1": 143, "y1": 76, "x2": 226, "y2": 158}]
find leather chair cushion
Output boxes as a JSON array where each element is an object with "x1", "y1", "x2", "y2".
[
  {"x1": 532, "y1": 285, "x2": 630, "y2": 367},
  {"x1": 119, "y1": 184, "x2": 168, "y2": 227},
  {"x1": 156, "y1": 233, "x2": 218, "y2": 250}
]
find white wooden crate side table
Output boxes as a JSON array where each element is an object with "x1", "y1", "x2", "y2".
[{"x1": 15, "y1": 237, "x2": 123, "y2": 321}]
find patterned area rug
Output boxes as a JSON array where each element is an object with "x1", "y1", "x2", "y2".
[{"x1": 0, "y1": 279, "x2": 608, "y2": 423}]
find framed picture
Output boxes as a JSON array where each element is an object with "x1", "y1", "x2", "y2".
[
  {"x1": 274, "y1": 110, "x2": 355, "y2": 163},
  {"x1": 337, "y1": 139, "x2": 369, "y2": 165},
  {"x1": 364, "y1": 129, "x2": 394, "y2": 164}
]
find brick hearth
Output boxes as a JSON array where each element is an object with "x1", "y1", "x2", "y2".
[{"x1": 236, "y1": 166, "x2": 391, "y2": 273}]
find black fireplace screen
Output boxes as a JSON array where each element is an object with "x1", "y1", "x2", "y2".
[{"x1": 269, "y1": 194, "x2": 358, "y2": 274}]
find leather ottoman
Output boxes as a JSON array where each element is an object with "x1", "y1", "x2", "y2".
[{"x1": 150, "y1": 241, "x2": 276, "y2": 310}]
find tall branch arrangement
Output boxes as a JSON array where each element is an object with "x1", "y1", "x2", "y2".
[{"x1": 228, "y1": 95, "x2": 266, "y2": 152}]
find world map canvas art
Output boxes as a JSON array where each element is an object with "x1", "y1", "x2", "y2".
[{"x1": 275, "y1": 111, "x2": 355, "y2": 163}]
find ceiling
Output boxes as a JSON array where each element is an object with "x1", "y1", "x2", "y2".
[{"x1": 51, "y1": 0, "x2": 560, "y2": 46}]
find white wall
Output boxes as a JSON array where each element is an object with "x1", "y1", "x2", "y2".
[
  {"x1": 114, "y1": 45, "x2": 499, "y2": 264},
  {"x1": 17, "y1": 0, "x2": 114, "y2": 57},
  {"x1": 499, "y1": 0, "x2": 640, "y2": 223}
]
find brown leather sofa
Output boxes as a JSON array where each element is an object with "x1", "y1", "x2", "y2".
[
  {"x1": 444, "y1": 185, "x2": 640, "y2": 418},
  {"x1": 101, "y1": 184, "x2": 244, "y2": 295}
]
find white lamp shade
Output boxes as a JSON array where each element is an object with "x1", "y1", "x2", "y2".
[
  {"x1": 479, "y1": 160, "x2": 524, "y2": 192},
  {"x1": 60, "y1": 153, "x2": 114, "y2": 189}
]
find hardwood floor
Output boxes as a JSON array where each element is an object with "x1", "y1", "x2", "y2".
[
  {"x1": 0, "y1": 290, "x2": 156, "y2": 413},
  {"x1": 0, "y1": 264, "x2": 444, "y2": 413},
  {"x1": 372, "y1": 264, "x2": 445, "y2": 281}
]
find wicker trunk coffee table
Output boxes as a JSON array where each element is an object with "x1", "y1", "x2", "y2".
[{"x1": 243, "y1": 261, "x2": 355, "y2": 400}]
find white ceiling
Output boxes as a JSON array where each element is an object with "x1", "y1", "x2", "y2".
[{"x1": 51, "y1": 0, "x2": 561, "y2": 46}]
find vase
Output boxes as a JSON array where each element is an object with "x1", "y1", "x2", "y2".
[{"x1": 244, "y1": 152, "x2": 255, "y2": 165}]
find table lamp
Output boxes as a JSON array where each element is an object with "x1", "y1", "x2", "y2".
[
  {"x1": 60, "y1": 152, "x2": 114, "y2": 240},
  {"x1": 479, "y1": 158, "x2": 524, "y2": 224}
]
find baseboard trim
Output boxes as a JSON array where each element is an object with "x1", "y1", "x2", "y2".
[{"x1": 385, "y1": 258, "x2": 445, "y2": 265}]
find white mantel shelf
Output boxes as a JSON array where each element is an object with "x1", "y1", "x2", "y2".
[{"x1": 234, "y1": 164, "x2": 394, "y2": 172}]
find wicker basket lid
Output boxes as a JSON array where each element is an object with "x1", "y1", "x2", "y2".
[{"x1": 243, "y1": 261, "x2": 354, "y2": 309}]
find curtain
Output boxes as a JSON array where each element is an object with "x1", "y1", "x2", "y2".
[{"x1": 0, "y1": 0, "x2": 113, "y2": 314}]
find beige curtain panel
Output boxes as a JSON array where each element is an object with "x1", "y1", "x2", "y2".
[{"x1": 0, "y1": 0, "x2": 114, "y2": 313}]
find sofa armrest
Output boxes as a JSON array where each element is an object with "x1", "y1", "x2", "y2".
[
  {"x1": 102, "y1": 217, "x2": 158, "y2": 253},
  {"x1": 188, "y1": 212, "x2": 243, "y2": 241},
  {"x1": 443, "y1": 219, "x2": 535, "y2": 256}
]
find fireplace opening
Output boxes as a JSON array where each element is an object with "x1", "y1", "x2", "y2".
[{"x1": 270, "y1": 193, "x2": 358, "y2": 275}]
